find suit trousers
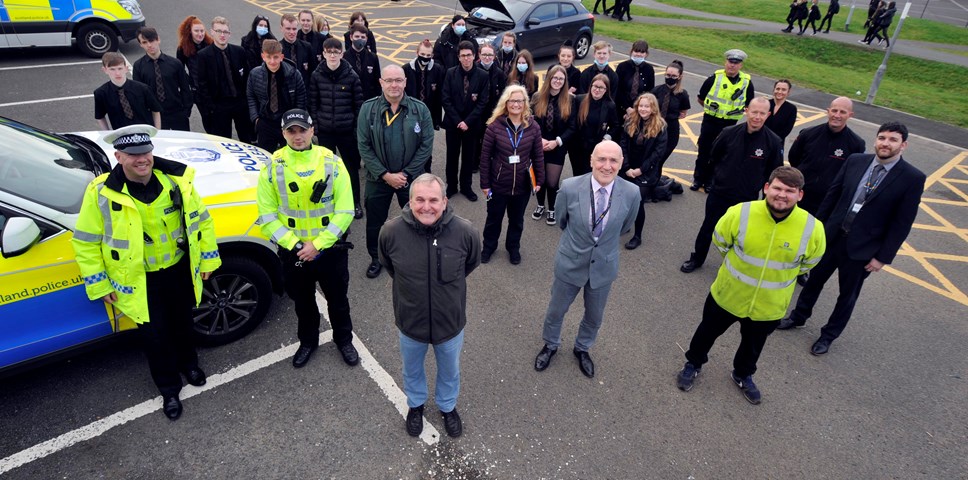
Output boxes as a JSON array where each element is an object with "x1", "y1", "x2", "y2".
[
  {"x1": 204, "y1": 98, "x2": 255, "y2": 144},
  {"x1": 789, "y1": 232, "x2": 871, "y2": 341},
  {"x1": 482, "y1": 191, "x2": 530, "y2": 254},
  {"x1": 160, "y1": 111, "x2": 191, "y2": 131},
  {"x1": 399, "y1": 329, "x2": 464, "y2": 412},
  {"x1": 691, "y1": 192, "x2": 740, "y2": 266},
  {"x1": 318, "y1": 131, "x2": 363, "y2": 206},
  {"x1": 685, "y1": 293, "x2": 780, "y2": 378},
  {"x1": 542, "y1": 276, "x2": 614, "y2": 352},
  {"x1": 280, "y1": 247, "x2": 354, "y2": 348},
  {"x1": 693, "y1": 116, "x2": 736, "y2": 186},
  {"x1": 141, "y1": 256, "x2": 198, "y2": 398},
  {"x1": 364, "y1": 179, "x2": 409, "y2": 260},
  {"x1": 445, "y1": 127, "x2": 478, "y2": 194},
  {"x1": 254, "y1": 117, "x2": 286, "y2": 153}
]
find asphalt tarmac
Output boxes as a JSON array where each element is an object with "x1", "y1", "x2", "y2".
[{"x1": 1, "y1": 0, "x2": 966, "y2": 478}]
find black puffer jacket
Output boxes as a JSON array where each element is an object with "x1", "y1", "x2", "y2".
[
  {"x1": 433, "y1": 27, "x2": 476, "y2": 71},
  {"x1": 378, "y1": 204, "x2": 481, "y2": 345},
  {"x1": 308, "y1": 59, "x2": 363, "y2": 133},
  {"x1": 246, "y1": 60, "x2": 307, "y2": 123}
]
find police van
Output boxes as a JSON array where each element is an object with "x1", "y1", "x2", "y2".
[{"x1": 0, "y1": 0, "x2": 145, "y2": 57}]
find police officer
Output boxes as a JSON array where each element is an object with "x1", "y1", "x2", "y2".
[
  {"x1": 72, "y1": 125, "x2": 221, "y2": 421},
  {"x1": 257, "y1": 109, "x2": 359, "y2": 368},
  {"x1": 691, "y1": 49, "x2": 755, "y2": 191}
]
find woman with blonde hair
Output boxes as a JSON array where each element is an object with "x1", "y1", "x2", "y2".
[
  {"x1": 530, "y1": 65, "x2": 576, "y2": 226},
  {"x1": 507, "y1": 49, "x2": 538, "y2": 97},
  {"x1": 479, "y1": 85, "x2": 545, "y2": 265},
  {"x1": 620, "y1": 93, "x2": 667, "y2": 249}
]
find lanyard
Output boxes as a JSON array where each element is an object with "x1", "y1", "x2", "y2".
[
  {"x1": 591, "y1": 184, "x2": 612, "y2": 232},
  {"x1": 864, "y1": 164, "x2": 886, "y2": 196},
  {"x1": 505, "y1": 125, "x2": 524, "y2": 155},
  {"x1": 385, "y1": 109, "x2": 401, "y2": 127}
]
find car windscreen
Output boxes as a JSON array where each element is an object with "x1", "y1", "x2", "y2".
[
  {"x1": 0, "y1": 120, "x2": 96, "y2": 214},
  {"x1": 470, "y1": 3, "x2": 529, "y2": 23}
]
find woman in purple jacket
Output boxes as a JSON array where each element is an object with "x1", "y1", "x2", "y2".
[{"x1": 479, "y1": 85, "x2": 545, "y2": 265}]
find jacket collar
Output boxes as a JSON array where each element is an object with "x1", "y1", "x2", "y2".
[{"x1": 104, "y1": 156, "x2": 187, "y2": 193}]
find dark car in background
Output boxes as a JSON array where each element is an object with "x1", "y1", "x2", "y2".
[{"x1": 459, "y1": 0, "x2": 595, "y2": 59}]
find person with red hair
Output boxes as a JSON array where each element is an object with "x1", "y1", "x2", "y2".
[{"x1": 176, "y1": 15, "x2": 213, "y2": 130}]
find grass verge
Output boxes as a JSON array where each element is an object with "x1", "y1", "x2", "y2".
[{"x1": 594, "y1": 20, "x2": 968, "y2": 128}]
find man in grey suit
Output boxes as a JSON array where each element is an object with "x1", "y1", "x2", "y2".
[{"x1": 534, "y1": 140, "x2": 641, "y2": 378}]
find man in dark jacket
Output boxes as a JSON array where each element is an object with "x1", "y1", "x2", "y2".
[
  {"x1": 279, "y1": 13, "x2": 316, "y2": 88},
  {"x1": 681, "y1": 97, "x2": 783, "y2": 273},
  {"x1": 442, "y1": 40, "x2": 490, "y2": 201},
  {"x1": 378, "y1": 173, "x2": 481, "y2": 439},
  {"x1": 310, "y1": 37, "x2": 365, "y2": 217},
  {"x1": 195, "y1": 17, "x2": 254, "y2": 143},
  {"x1": 819, "y1": 0, "x2": 840, "y2": 33},
  {"x1": 247, "y1": 39, "x2": 307, "y2": 152},
  {"x1": 133, "y1": 27, "x2": 193, "y2": 131},
  {"x1": 358, "y1": 65, "x2": 435, "y2": 279},
  {"x1": 345, "y1": 24, "x2": 382, "y2": 100}
]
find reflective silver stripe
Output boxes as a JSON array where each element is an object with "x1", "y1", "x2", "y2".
[
  {"x1": 275, "y1": 163, "x2": 289, "y2": 207},
  {"x1": 199, "y1": 210, "x2": 211, "y2": 222},
  {"x1": 157, "y1": 232, "x2": 169, "y2": 244},
  {"x1": 736, "y1": 203, "x2": 750, "y2": 246},
  {"x1": 326, "y1": 223, "x2": 344, "y2": 238},
  {"x1": 724, "y1": 257, "x2": 796, "y2": 290},
  {"x1": 795, "y1": 216, "x2": 816, "y2": 262},
  {"x1": 334, "y1": 209, "x2": 355, "y2": 215},
  {"x1": 186, "y1": 221, "x2": 200, "y2": 235},
  {"x1": 145, "y1": 251, "x2": 180, "y2": 267},
  {"x1": 96, "y1": 186, "x2": 131, "y2": 250},
  {"x1": 73, "y1": 230, "x2": 101, "y2": 242},
  {"x1": 734, "y1": 202, "x2": 798, "y2": 270},
  {"x1": 258, "y1": 213, "x2": 278, "y2": 224},
  {"x1": 270, "y1": 226, "x2": 289, "y2": 244}
]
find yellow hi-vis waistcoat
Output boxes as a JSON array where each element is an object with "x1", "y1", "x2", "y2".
[
  {"x1": 703, "y1": 69, "x2": 751, "y2": 121},
  {"x1": 137, "y1": 174, "x2": 185, "y2": 272},
  {"x1": 71, "y1": 162, "x2": 222, "y2": 324},
  {"x1": 256, "y1": 145, "x2": 354, "y2": 251},
  {"x1": 710, "y1": 200, "x2": 827, "y2": 321}
]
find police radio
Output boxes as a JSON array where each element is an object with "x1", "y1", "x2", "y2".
[
  {"x1": 310, "y1": 174, "x2": 331, "y2": 204},
  {"x1": 170, "y1": 182, "x2": 189, "y2": 252}
]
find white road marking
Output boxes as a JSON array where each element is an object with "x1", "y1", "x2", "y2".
[
  {"x1": 0, "y1": 94, "x2": 93, "y2": 108},
  {"x1": 0, "y1": 60, "x2": 100, "y2": 71},
  {"x1": 0, "y1": 290, "x2": 435, "y2": 475}
]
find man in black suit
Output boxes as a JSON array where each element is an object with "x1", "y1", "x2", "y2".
[
  {"x1": 195, "y1": 16, "x2": 254, "y2": 143},
  {"x1": 778, "y1": 122, "x2": 925, "y2": 355}
]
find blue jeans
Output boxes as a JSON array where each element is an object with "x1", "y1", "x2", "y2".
[
  {"x1": 398, "y1": 329, "x2": 464, "y2": 413},
  {"x1": 542, "y1": 277, "x2": 613, "y2": 352}
]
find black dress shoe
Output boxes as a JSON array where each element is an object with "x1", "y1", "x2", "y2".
[
  {"x1": 163, "y1": 396, "x2": 182, "y2": 421},
  {"x1": 574, "y1": 349, "x2": 595, "y2": 378},
  {"x1": 446, "y1": 189, "x2": 458, "y2": 199},
  {"x1": 680, "y1": 256, "x2": 701, "y2": 273},
  {"x1": 183, "y1": 366, "x2": 207, "y2": 387},
  {"x1": 689, "y1": 182, "x2": 701, "y2": 191},
  {"x1": 811, "y1": 338, "x2": 831, "y2": 356},
  {"x1": 481, "y1": 250, "x2": 493, "y2": 264},
  {"x1": 338, "y1": 343, "x2": 360, "y2": 366},
  {"x1": 406, "y1": 404, "x2": 424, "y2": 437},
  {"x1": 624, "y1": 236, "x2": 642, "y2": 250},
  {"x1": 354, "y1": 206, "x2": 364, "y2": 219},
  {"x1": 509, "y1": 250, "x2": 521, "y2": 265},
  {"x1": 292, "y1": 345, "x2": 317, "y2": 368},
  {"x1": 534, "y1": 345, "x2": 557, "y2": 371},
  {"x1": 462, "y1": 190, "x2": 478, "y2": 202},
  {"x1": 441, "y1": 408, "x2": 462, "y2": 437},
  {"x1": 366, "y1": 260, "x2": 382, "y2": 278},
  {"x1": 777, "y1": 316, "x2": 805, "y2": 330}
]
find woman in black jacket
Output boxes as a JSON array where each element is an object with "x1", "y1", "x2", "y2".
[
  {"x1": 800, "y1": 0, "x2": 822, "y2": 35},
  {"x1": 870, "y1": 1, "x2": 897, "y2": 47},
  {"x1": 530, "y1": 65, "x2": 576, "y2": 226},
  {"x1": 434, "y1": 15, "x2": 475, "y2": 71},
  {"x1": 479, "y1": 85, "x2": 545, "y2": 265},
  {"x1": 570, "y1": 73, "x2": 620, "y2": 177},
  {"x1": 241, "y1": 15, "x2": 275, "y2": 72},
  {"x1": 620, "y1": 93, "x2": 667, "y2": 249},
  {"x1": 507, "y1": 49, "x2": 539, "y2": 97},
  {"x1": 176, "y1": 15, "x2": 213, "y2": 130},
  {"x1": 651, "y1": 60, "x2": 690, "y2": 175}
]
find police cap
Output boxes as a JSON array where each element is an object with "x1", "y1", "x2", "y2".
[
  {"x1": 725, "y1": 49, "x2": 748, "y2": 63},
  {"x1": 103, "y1": 124, "x2": 157, "y2": 154},
  {"x1": 281, "y1": 109, "x2": 313, "y2": 130}
]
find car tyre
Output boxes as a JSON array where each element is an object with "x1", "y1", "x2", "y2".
[
  {"x1": 76, "y1": 23, "x2": 118, "y2": 58},
  {"x1": 192, "y1": 255, "x2": 272, "y2": 346},
  {"x1": 574, "y1": 33, "x2": 592, "y2": 60}
]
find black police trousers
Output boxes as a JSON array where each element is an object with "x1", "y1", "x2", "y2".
[
  {"x1": 280, "y1": 247, "x2": 354, "y2": 348},
  {"x1": 141, "y1": 255, "x2": 199, "y2": 398}
]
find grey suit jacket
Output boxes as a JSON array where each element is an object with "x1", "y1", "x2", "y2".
[{"x1": 553, "y1": 173, "x2": 641, "y2": 289}]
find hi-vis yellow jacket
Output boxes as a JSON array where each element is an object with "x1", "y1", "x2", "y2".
[
  {"x1": 703, "y1": 69, "x2": 752, "y2": 121},
  {"x1": 71, "y1": 158, "x2": 221, "y2": 324},
  {"x1": 710, "y1": 200, "x2": 826, "y2": 321},
  {"x1": 256, "y1": 145, "x2": 353, "y2": 251}
]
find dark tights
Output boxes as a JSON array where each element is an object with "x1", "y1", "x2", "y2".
[{"x1": 536, "y1": 163, "x2": 563, "y2": 210}]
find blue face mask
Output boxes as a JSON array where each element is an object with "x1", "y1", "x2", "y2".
[
  {"x1": 454, "y1": 25, "x2": 466, "y2": 36},
  {"x1": 502, "y1": 45, "x2": 513, "y2": 53},
  {"x1": 320, "y1": 29, "x2": 329, "y2": 36},
  {"x1": 517, "y1": 63, "x2": 528, "y2": 73},
  {"x1": 631, "y1": 56, "x2": 645, "y2": 65},
  {"x1": 594, "y1": 59, "x2": 607, "y2": 68},
  {"x1": 256, "y1": 26, "x2": 268, "y2": 36},
  {"x1": 480, "y1": 60, "x2": 493, "y2": 69}
]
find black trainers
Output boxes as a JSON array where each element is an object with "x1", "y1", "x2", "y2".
[
  {"x1": 406, "y1": 405, "x2": 424, "y2": 437},
  {"x1": 545, "y1": 210, "x2": 556, "y2": 225},
  {"x1": 441, "y1": 408, "x2": 462, "y2": 437},
  {"x1": 676, "y1": 363, "x2": 701, "y2": 391},
  {"x1": 731, "y1": 371, "x2": 762, "y2": 405},
  {"x1": 531, "y1": 205, "x2": 546, "y2": 220}
]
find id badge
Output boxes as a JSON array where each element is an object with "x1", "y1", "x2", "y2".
[
  {"x1": 508, "y1": 155, "x2": 520, "y2": 164},
  {"x1": 851, "y1": 202, "x2": 863, "y2": 213}
]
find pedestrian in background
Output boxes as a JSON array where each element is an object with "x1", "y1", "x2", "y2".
[
  {"x1": 818, "y1": 0, "x2": 840, "y2": 33},
  {"x1": 800, "y1": 0, "x2": 821, "y2": 35}
]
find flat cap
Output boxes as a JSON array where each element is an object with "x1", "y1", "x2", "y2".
[{"x1": 102, "y1": 124, "x2": 157, "y2": 154}]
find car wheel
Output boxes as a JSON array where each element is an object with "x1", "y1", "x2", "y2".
[
  {"x1": 192, "y1": 256, "x2": 272, "y2": 346},
  {"x1": 574, "y1": 33, "x2": 592, "y2": 60},
  {"x1": 76, "y1": 23, "x2": 118, "y2": 58}
]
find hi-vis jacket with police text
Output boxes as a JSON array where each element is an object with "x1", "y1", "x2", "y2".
[
  {"x1": 710, "y1": 200, "x2": 826, "y2": 321},
  {"x1": 257, "y1": 145, "x2": 354, "y2": 251},
  {"x1": 703, "y1": 69, "x2": 752, "y2": 121},
  {"x1": 72, "y1": 158, "x2": 222, "y2": 324}
]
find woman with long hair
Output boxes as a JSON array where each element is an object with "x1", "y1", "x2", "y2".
[
  {"x1": 176, "y1": 15, "x2": 213, "y2": 130},
  {"x1": 571, "y1": 74, "x2": 620, "y2": 177},
  {"x1": 530, "y1": 65, "x2": 576, "y2": 226},
  {"x1": 506, "y1": 49, "x2": 538, "y2": 97},
  {"x1": 343, "y1": 11, "x2": 377, "y2": 54},
  {"x1": 316, "y1": 16, "x2": 332, "y2": 41},
  {"x1": 552, "y1": 44, "x2": 582, "y2": 94},
  {"x1": 479, "y1": 85, "x2": 545, "y2": 265},
  {"x1": 620, "y1": 93, "x2": 667, "y2": 249},
  {"x1": 240, "y1": 15, "x2": 275, "y2": 71},
  {"x1": 651, "y1": 60, "x2": 690, "y2": 175}
]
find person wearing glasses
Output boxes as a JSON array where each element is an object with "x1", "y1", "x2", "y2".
[
  {"x1": 441, "y1": 41, "x2": 490, "y2": 201},
  {"x1": 195, "y1": 16, "x2": 254, "y2": 143},
  {"x1": 571, "y1": 74, "x2": 620, "y2": 178},
  {"x1": 530, "y1": 65, "x2": 576, "y2": 226},
  {"x1": 651, "y1": 60, "x2": 691, "y2": 177}
]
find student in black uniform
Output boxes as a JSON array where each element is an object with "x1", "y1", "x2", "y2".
[
  {"x1": 615, "y1": 40, "x2": 655, "y2": 119},
  {"x1": 240, "y1": 15, "x2": 275, "y2": 73},
  {"x1": 95, "y1": 52, "x2": 161, "y2": 130},
  {"x1": 345, "y1": 24, "x2": 382, "y2": 101},
  {"x1": 800, "y1": 0, "x2": 822, "y2": 35},
  {"x1": 530, "y1": 65, "x2": 576, "y2": 226},
  {"x1": 494, "y1": 31, "x2": 518, "y2": 77},
  {"x1": 578, "y1": 41, "x2": 618, "y2": 98},
  {"x1": 651, "y1": 60, "x2": 691, "y2": 175},
  {"x1": 176, "y1": 15, "x2": 213, "y2": 130},
  {"x1": 818, "y1": 0, "x2": 840, "y2": 33},
  {"x1": 343, "y1": 11, "x2": 377, "y2": 54},
  {"x1": 434, "y1": 15, "x2": 476, "y2": 71},
  {"x1": 279, "y1": 13, "x2": 316, "y2": 89},
  {"x1": 297, "y1": 10, "x2": 325, "y2": 66},
  {"x1": 134, "y1": 27, "x2": 193, "y2": 131},
  {"x1": 194, "y1": 17, "x2": 254, "y2": 143},
  {"x1": 248, "y1": 39, "x2": 307, "y2": 153},
  {"x1": 571, "y1": 73, "x2": 620, "y2": 178},
  {"x1": 553, "y1": 44, "x2": 582, "y2": 95},
  {"x1": 506, "y1": 49, "x2": 538, "y2": 97},
  {"x1": 441, "y1": 40, "x2": 490, "y2": 201},
  {"x1": 620, "y1": 93, "x2": 667, "y2": 249},
  {"x1": 403, "y1": 39, "x2": 446, "y2": 132},
  {"x1": 477, "y1": 43, "x2": 508, "y2": 127}
]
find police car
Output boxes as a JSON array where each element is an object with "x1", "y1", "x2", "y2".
[
  {"x1": 0, "y1": 116, "x2": 282, "y2": 375},
  {"x1": 0, "y1": 0, "x2": 145, "y2": 57}
]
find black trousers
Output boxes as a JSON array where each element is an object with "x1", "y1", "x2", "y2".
[
  {"x1": 280, "y1": 247, "x2": 354, "y2": 348},
  {"x1": 141, "y1": 256, "x2": 198, "y2": 398},
  {"x1": 445, "y1": 127, "x2": 478, "y2": 194},
  {"x1": 254, "y1": 116, "x2": 286, "y2": 153},
  {"x1": 318, "y1": 131, "x2": 363, "y2": 206},
  {"x1": 592, "y1": 0, "x2": 611, "y2": 14},
  {"x1": 789, "y1": 232, "x2": 871, "y2": 342},
  {"x1": 685, "y1": 293, "x2": 780, "y2": 378},
  {"x1": 693, "y1": 116, "x2": 736, "y2": 186},
  {"x1": 160, "y1": 111, "x2": 191, "y2": 131},
  {"x1": 690, "y1": 192, "x2": 740, "y2": 266},
  {"x1": 364, "y1": 179, "x2": 409, "y2": 260},
  {"x1": 660, "y1": 120, "x2": 681, "y2": 174},
  {"x1": 611, "y1": 0, "x2": 631, "y2": 19},
  {"x1": 819, "y1": 12, "x2": 836, "y2": 32},
  {"x1": 204, "y1": 98, "x2": 255, "y2": 143},
  {"x1": 569, "y1": 143, "x2": 592, "y2": 177},
  {"x1": 482, "y1": 191, "x2": 530, "y2": 254}
]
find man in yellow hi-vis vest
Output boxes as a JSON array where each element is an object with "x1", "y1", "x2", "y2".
[
  {"x1": 72, "y1": 125, "x2": 221, "y2": 421},
  {"x1": 257, "y1": 109, "x2": 359, "y2": 369},
  {"x1": 676, "y1": 166, "x2": 826, "y2": 405}
]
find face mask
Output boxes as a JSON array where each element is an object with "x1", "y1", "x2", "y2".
[
  {"x1": 665, "y1": 77, "x2": 678, "y2": 86},
  {"x1": 352, "y1": 39, "x2": 367, "y2": 50},
  {"x1": 631, "y1": 56, "x2": 645, "y2": 65},
  {"x1": 480, "y1": 60, "x2": 493, "y2": 69},
  {"x1": 454, "y1": 25, "x2": 466, "y2": 36},
  {"x1": 320, "y1": 29, "x2": 329, "y2": 36},
  {"x1": 516, "y1": 63, "x2": 528, "y2": 73},
  {"x1": 256, "y1": 26, "x2": 268, "y2": 36},
  {"x1": 502, "y1": 45, "x2": 513, "y2": 53},
  {"x1": 594, "y1": 59, "x2": 607, "y2": 68},
  {"x1": 417, "y1": 57, "x2": 431, "y2": 67}
]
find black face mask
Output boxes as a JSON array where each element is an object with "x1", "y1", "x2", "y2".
[
  {"x1": 417, "y1": 57, "x2": 431, "y2": 67},
  {"x1": 665, "y1": 77, "x2": 678, "y2": 87}
]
